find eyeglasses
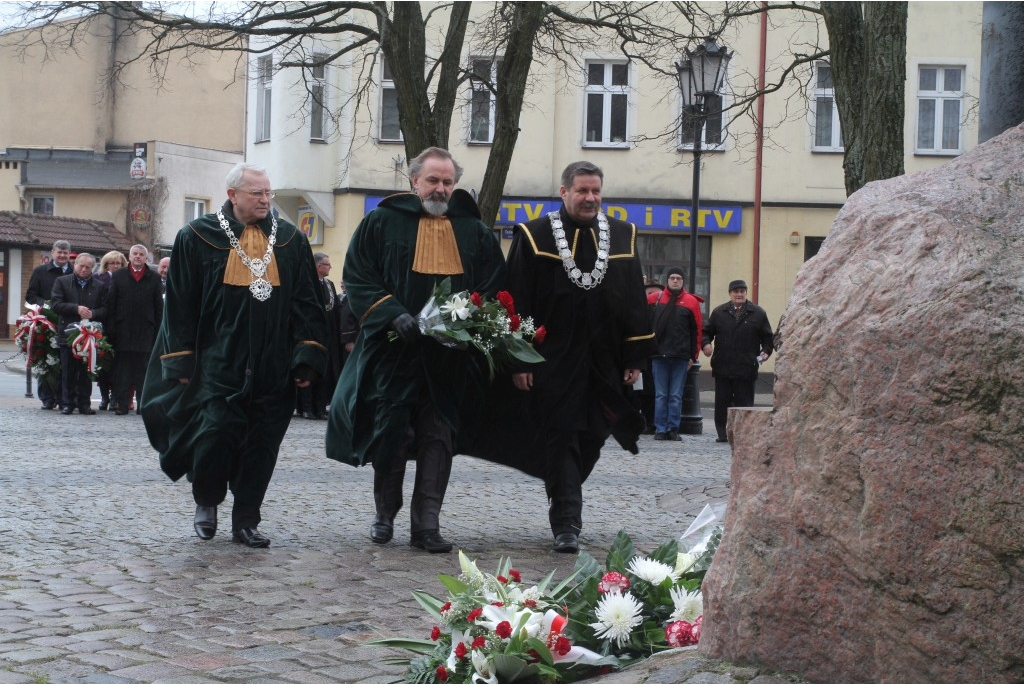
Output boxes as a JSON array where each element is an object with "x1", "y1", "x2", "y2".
[{"x1": 239, "y1": 189, "x2": 276, "y2": 199}]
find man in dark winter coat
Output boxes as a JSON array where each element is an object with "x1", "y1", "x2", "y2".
[
  {"x1": 51, "y1": 253, "x2": 107, "y2": 415},
  {"x1": 647, "y1": 267, "x2": 700, "y2": 441},
  {"x1": 701, "y1": 279, "x2": 774, "y2": 443},
  {"x1": 105, "y1": 244, "x2": 164, "y2": 415},
  {"x1": 26, "y1": 240, "x2": 74, "y2": 409}
]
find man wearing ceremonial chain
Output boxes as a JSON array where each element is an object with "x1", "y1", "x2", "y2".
[
  {"x1": 142, "y1": 162, "x2": 329, "y2": 548},
  {"x1": 505, "y1": 161, "x2": 654, "y2": 553}
]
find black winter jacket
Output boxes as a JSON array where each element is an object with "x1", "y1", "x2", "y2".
[{"x1": 702, "y1": 300, "x2": 774, "y2": 380}]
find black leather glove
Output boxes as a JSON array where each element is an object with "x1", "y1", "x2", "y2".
[{"x1": 391, "y1": 313, "x2": 421, "y2": 341}]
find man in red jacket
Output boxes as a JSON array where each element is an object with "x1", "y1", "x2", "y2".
[{"x1": 647, "y1": 267, "x2": 703, "y2": 440}]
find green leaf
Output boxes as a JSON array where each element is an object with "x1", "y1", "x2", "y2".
[
  {"x1": 366, "y1": 637, "x2": 438, "y2": 655},
  {"x1": 411, "y1": 589, "x2": 446, "y2": 621},
  {"x1": 492, "y1": 653, "x2": 540, "y2": 682},
  {"x1": 649, "y1": 539, "x2": 679, "y2": 566},
  {"x1": 437, "y1": 574, "x2": 469, "y2": 596},
  {"x1": 505, "y1": 337, "x2": 545, "y2": 363},
  {"x1": 606, "y1": 530, "x2": 635, "y2": 571}
]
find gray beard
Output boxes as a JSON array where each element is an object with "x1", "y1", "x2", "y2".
[{"x1": 422, "y1": 198, "x2": 449, "y2": 216}]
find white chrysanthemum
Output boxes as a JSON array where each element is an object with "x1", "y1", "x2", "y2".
[
  {"x1": 669, "y1": 587, "x2": 703, "y2": 622},
  {"x1": 589, "y1": 591, "x2": 643, "y2": 647},
  {"x1": 627, "y1": 555, "x2": 677, "y2": 585}
]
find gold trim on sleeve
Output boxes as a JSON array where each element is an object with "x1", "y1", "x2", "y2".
[
  {"x1": 160, "y1": 350, "x2": 195, "y2": 360},
  {"x1": 361, "y1": 294, "x2": 393, "y2": 324},
  {"x1": 625, "y1": 332, "x2": 655, "y2": 342}
]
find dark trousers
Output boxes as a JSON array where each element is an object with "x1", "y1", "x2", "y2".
[
  {"x1": 544, "y1": 429, "x2": 606, "y2": 537},
  {"x1": 113, "y1": 351, "x2": 147, "y2": 411},
  {"x1": 713, "y1": 377, "x2": 756, "y2": 440},
  {"x1": 297, "y1": 376, "x2": 334, "y2": 417},
  {"x1": 373, "y1": 399, "x2": 453, "y2": 534},
  {"x1": 191, "y1": 392, "x2": 292, "y2": 531},
  {"x1": 38, "y1": 374, "x2": 59, "y2": 408},
  {"x1": 59, "y1": 346, "x2": 92, "y2": 410}
]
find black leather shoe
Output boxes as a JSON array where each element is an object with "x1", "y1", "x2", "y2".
[
  {"x1": 192, "y1": 501, "x2": 217, "y2": 540},
  {"x1": 715, "y1": 437, "x2": 728, "y2": 443},
  {"x1": 232, "y1": 527, "x2": 271, "y2": 548},
  {"x1": 115, "y1": 409, "x2": 129, "y2": 415},
  {"x1": 553, "y1": 533, "x2": 579, "y2": 553},
  {"x1": 667, "y1": 430, "x2": 682, "y2": 441},
  {"x1": 302, "y1": 411, "x2": 316, "y2": 420},
  {"x1": 653, "y1": 432, "x2": 669, "y2": 441},
  {"x1": 41, "y1": 402, "x2": 55, "y2": 410},
  {"x1": 410, "y1": 530, "x2": 453, "y2": 553},
  {"x1": 61, "y1": 407, "x2": 73, "y2": 415},
  {"x1": 79, "y1": 407, "x2": 96, "y2": 415},
  {"x1": 194, "y1": 505, "x2": 217, "y2": 540},
  {"x1": 370, "y1": 514, "x2": 393, "y2": 544}
]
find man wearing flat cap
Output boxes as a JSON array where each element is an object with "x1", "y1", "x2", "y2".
[{"x1": 701, "y1": 279, "x2": 774, "y2": 443}]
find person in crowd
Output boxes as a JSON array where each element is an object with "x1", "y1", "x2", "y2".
[
  {"x1": 298, "y1": 253, "x2": 341, "y2": 420},
  {"x1": 105, "y1": 244, "x2": 163, "y2": 416},
  {"x1": 94, "y1": 250, "x2": 126, "y2": 410},
  {"x1": 326, "y1": 147, "x2": 506, "y2": 554},
  {"x1": 647, "y1": 267, "x2": 702, "y2": 441},
  {"x1": 499, "y1": 161, "x2": 654, "y2": 553},
  {"x1": 51, "y1": 253, "x2": 106, "y2": 415},
  {"x1": 701, "y1": 279, "x2": 774, "y2": 443},
  {"x1": 336, "y1": 281, "x2": 359, "y2": 367},
  {"x1": 639, "y1": 279, "x2": 664, "y2": 433},
  {"x1": 141, "y1": 162, "x2": 329, "y2": 548},
  {"x1": 157, "y1": 257, "x2": 170, "y2": 293},
  {"x1": 26, "y1": 240, "x2": 74, "y2": 410}
]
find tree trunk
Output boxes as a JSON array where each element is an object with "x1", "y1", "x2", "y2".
[
  {"x1": 477, "y1": 3, "x2": 547, "y2": 228},
  {"x1": 822, "y1": 1, "x2": 907, "y2": 196}
]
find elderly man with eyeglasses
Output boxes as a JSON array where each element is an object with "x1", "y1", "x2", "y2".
[{"x1": 142, "y1": 162, "x2": 329, "y2": 548}]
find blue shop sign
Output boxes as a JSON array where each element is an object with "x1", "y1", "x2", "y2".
[{"x1": 364, "y1": 196, "x2": 742, "y2": 234}]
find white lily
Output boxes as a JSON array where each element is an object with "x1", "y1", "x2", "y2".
[
  {"x1": 540, "y1": 609, "x2": 606, "y2": 665},
  {"x1": 441, "y1": 293, "x2": 471, "y2": 321},
  {"x1": 470, "y1": 649, "x2": 498, "y2": 684},
  {"x1": 458, "y1": 550, "x2": 485, "y2": 587}
]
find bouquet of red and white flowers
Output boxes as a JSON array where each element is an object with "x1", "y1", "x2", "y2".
[
  {"x1": 394, "y1": 277, "x2": 546, "y2": 379},
  {"x1": 14, "y1": 304, "x2": 61, "y2": 391},
  {"x1": 373, "y1": 507, "x2": 725, "y2": 683},
  {"x1": 65, "y1": 319, "x2": 114, "y2": 381}
]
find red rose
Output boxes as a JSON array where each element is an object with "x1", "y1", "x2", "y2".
[
  {"x1": 533, "y1": 325, "x2": 547, "y2": 344},
  {"x1": 430, "y1": 626, "x2": 441, "y2": 641},
  {"x1": 554, "y1": 635, "x2": 572, "y2": 656},
  {"x1": 471, "y1": 636, "x2": 486, "y2": 649},
  {"x1": 509, "y1": 569, "x2": 522, "y2": 582},
  {"x1": 466, "y1": 607, "x2": 483, "y2": 622},
  {"x1": 471, "y1": 292, "x2": 482, "y2": 306},
  {"x1": 497, "y1": 575, "x2": 508, "y2": 584},
  {"x1": 495, "y1": 621, "x2": 512, "y2": 639},
  {"x1": 454, "y1": 641, "x2": 468, "y2": 660},
  {"x1": 496, "y1": 291, "x2": 515, "y2": 315},
  {"x1": 436, "y1": 665, "x2": 449, "y2": 682},
  {"x1": 509, "y1": 313, "x2": 521, "y2": 332}
]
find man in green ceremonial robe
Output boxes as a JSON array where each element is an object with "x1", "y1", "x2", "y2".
[
  {"x1": 142, "y1": 163, "x2": 329, "y2": 548},
  {"x1": 326, "y1": 147, "x2": 506, "y2": 553}
]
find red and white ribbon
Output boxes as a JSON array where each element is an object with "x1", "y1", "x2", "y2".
[
  {"x1": 15, "y1": 305, "x2": 56, "y2": 366},
  {"x1": 69, "y1": 321, "x2": 103, "y2": 374}
]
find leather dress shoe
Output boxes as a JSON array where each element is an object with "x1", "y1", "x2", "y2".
[
  {"x1": 370, "y1": 514, "x2": 393, "y2": 544},
  {"x1": 79, "y1": 407, "x2": 96, "y2": 415},
  {"x1": 232, "y1": 527, "x2": 271, "y2": 548},
  {"x1": 61, "y1": 407, "x2": 73, "y2": 415},
  {"x1": 715, "y1": 437, "x2": 729, "y2": 443},
  {"x1": 553, "y1": 532, "x2": 579, "y2": 553},
  {"x1": 194, "y1": 505, "x2": 217, "y2": 540},
  {"x1": 410, "y1": 530, "x2": 453, "y2": 553},
  {"x1": 41, "y1": 402, "x2": 55, "y2": 410},
  {"x1": 115, "y1": 409, "x2": 129, "y2": 415}
]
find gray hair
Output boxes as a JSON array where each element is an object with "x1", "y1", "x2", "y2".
[
  {"x1": 52, "y1": 240, "x2": 71, "y2": 252},
  {"x1": 226, "y1": 162, "x2": 269, "y2": 190},
  {"x1": 74, "y1": 253, "x2": 96, "y2": 266},
  {"x1": 408, "y1": 147, "x2": 463, "y2": 184},
  {"x1": 560, "y1": 161, "x2": 604, "y2": 189},
  {"x1": 130, "y1": 244, "x2": 149, "y2": 255},
  {"x1": 312, "y1": 252, "x2": 329, "y2": 265}
]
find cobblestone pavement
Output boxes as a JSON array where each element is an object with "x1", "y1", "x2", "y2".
[{"x1": 0, "y1": 344, "x2": 794, "y2": 684}]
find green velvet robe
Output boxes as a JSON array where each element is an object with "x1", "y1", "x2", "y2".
[
  {"x1": 326, "y1": 190, "x2": 506, "y2": 470},
  {"x1": 142, "y1": 203, "x2": 329, "y2": 482}
]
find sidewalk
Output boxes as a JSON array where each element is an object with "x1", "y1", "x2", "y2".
[{"x1": 0, "y1": 340, "x2": 794, "y2": 684}]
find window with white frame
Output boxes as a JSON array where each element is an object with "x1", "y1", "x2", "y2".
[
  {"x1": 584, "y1": 61, "x2": 631, "y2": 146},
  {"x1": 812, "y1": 61, "x2": 842, "y2": 151},
  {"x1": 916, "y1": 66, "x2": 965, "y2": 154},
  {"x1": 184, "y1": 198, "x2": 207, "y2": 223},
  {"x1": 380, "y1": 60, "x2": 403, "y2": 142},
  {"x1": 255, "y1": 55, "x2": 273, "y2": 142},
  {"x1": 469, "y1": 58, "x2": 500, "y2": 143},
  {"x1": 30, "y1": 196, "x2": 54, "y2": 215},
  {"x1": 310, "y1": 55, "x2": 328, "y2": 141},
  {"x1": 680, "y1": 92, "x2": 726, "y2": 149}
]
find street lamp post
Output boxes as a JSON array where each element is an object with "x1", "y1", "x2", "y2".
[{"x1": 675, "y1": 37, "x2": 732, "y2": 436}]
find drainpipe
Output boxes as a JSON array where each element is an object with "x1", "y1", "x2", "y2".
[{"x1": 752, "y1": 2, "x2": 768, "y2": 302}]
